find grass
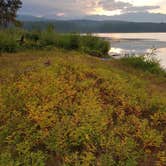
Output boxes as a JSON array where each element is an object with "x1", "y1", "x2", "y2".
[
  {"x1": 0, "y1": 28, "x2": 110, "y2": 57},
  {"x1": 0, "y1": 49, "x2": 166, "y2": 166},
  {"x1": 120, "y1": 55, "x2": 166, "y2": 77}
]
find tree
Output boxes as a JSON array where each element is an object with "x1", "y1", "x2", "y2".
[{"x1": 0, "y1": 0, "x2": 22, "y2": 27}]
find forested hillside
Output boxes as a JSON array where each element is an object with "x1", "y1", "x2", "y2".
[{"x1": 23, "y1": 20, "x2": 166, "y2": 33}]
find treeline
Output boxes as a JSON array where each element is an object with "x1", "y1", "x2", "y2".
[{"x1": 22, "y1": 20, "x2": 166, "y2": 33}]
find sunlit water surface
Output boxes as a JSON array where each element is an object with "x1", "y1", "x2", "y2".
[{"x1": 95, "y1": 33, "x2": 166, "y2": 69}]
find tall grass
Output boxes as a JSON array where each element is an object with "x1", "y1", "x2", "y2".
[
  {"x1": 0, "y1": 28, "x2": 23, "y2": 53},
  {"x1": 80, "y1": 34, "x2": 110, "y2": 57},
  {"x1": 120, "y1": 55, "x2": 166, "y2": 76},
  {"x1": 0, "y1": 28, "x2": 110, "y2": 57}
]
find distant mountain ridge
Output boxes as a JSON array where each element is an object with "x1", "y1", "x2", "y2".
[
  {"x1": 18, "y1": 12, "x2": 166, "y2": 33},
  {"x1": 84, "y1": 12, "x2": 166, "y2": 23},
  {"x1": 18, "y1": 12, "x2": 166, "y2": 23},
  {"x1": 17, "y1": 15, "x2": 45, "y2": 21},
  {"x1": 22, "y1": 20, "x2": 166, "y2": 33}
]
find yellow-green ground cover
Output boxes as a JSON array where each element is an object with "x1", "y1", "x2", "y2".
[{"x1": 0, "y1": 49, "x2": 166, "y2": 166}]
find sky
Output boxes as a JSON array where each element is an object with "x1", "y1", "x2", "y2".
[{"x1": 20, "y1": 0, "x2": 166, "y2": 17}]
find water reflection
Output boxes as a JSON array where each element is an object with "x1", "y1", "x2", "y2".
[
  {"x1": 109, "y1": 47, "x2": 166, "y2": 69},
  {"x1": 156, "y1": 48, "x2": 166, "y2": 69},
  {"x1": 95, "y1": 33, "x2": 166, "y2": 68}
]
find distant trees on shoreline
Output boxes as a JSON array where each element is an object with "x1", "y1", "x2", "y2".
[{"x1": 22, "y1": 20, "x2": 166, "y2": 33}]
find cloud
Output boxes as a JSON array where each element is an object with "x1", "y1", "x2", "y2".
[
  {"x1": 99, "y1": 0, "x2": 160, "y2": 13},
  {"x1": 123, "y1": 5, "x2": 160, "y2": 13},
  {"x1": 99, "y1": 0, "x2": 132, "y2": 11},
  {"x1": 20, "y1": 0, "x2": 99, "y2": 17},
  {"x1": 20, "y1": 0, "x2": 161, "y2": 17}
]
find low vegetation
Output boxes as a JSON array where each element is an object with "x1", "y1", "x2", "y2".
[
  {"x1": 0, "y1": 49, "x2": 166, "y2": 166},
  {"x1": 0, "y1": 28, "x2": 110, "y2": 57},
  {"x1": 1, "y1": 1, "x2": 165, "y2": 165},
  {"x1": 120, "y1": 55, "x2": 166, "y2": 77}
]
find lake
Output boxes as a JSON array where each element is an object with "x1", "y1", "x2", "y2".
[{"x1": 95, "y1": 33, "x2": 166, "y2": 69}]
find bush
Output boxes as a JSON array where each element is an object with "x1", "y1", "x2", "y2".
[
  {"x1": 67, "y1": 34, "x2": 80, "y2": 50},
  {"x1": 55, "y1": 34, "x2": 79, "y2": 50},
  {"x1": 0, "y1": 30, "x2": 20, "y2": 53},
  {"x1": 80, "y1": 34, "x2": 110, "y2": 57},
  {"x1": 0, "y1": 50, "x2": 166, "y2": 165},
  {"x1": 120, "y1": 55, "x2": 166, "y2": 76},
  {"x1": 25, "y1": 31, "x2": 40, "y2": 42},
  {"x1": 0, "y1": 28, "x2": 110, "y2": 57},
  {"x1": 40, "y1": 30, "x2": 57, "y2": 47}
]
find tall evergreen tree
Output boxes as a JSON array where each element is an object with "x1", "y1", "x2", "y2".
[{"x1": 0, "y1": 0, "x2": 22, "y2": 27}]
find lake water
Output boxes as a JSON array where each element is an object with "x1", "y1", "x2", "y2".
[{"x1": 95, "y1": 33, "x2": 166, "y2": 69}]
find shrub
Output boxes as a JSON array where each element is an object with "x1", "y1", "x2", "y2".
[
  {"x1": 0, "y1": 30, "x2": 20, "y2": 53},
  {"x1": 80, "y1": 34, "x2": 110, "y2": 57},
  {"x1": 25, "y1": 31, "x2": 40, "y2": 42},
  {"x1": 0, "y1": 29, "x2": 110, "y2": 57},
  {"x1": 0, "y1": 51, "x2": 165, "y2": 165},
  {"x1": 39, "y1": 30, "x2": 57, "y2": 47},
  {"x1": 120, "y1": 55, "x2": 166, "y2": 76},
  {"x1": 55, "y1": 34, "x2": 79, "y2": 50},
  {"x1": 67, "y1": 34, "x2": 80, "y2": 50}
]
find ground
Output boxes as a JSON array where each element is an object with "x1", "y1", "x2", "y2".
[{"x1": 0, "y1": 49, "x2": 166, "y2": 165}]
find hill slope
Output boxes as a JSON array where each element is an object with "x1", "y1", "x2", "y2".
[
  {"x1": 23, "y1": 20, "x2": 166, "y2": 33},
  {"x1": 84, "y1": 12, "x2": 166, "y2": 23},
  {"x1": 19, "y1": 12, "x2": 166, "y2": 23},
  {"x1": 0, "y1": 49, "x2": 166, "y2": 165}
]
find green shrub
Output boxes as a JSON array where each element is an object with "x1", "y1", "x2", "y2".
[
  {"x1": 0, "y1": 50, "x2": 166, "y2": 166},
  {"x1": 25, "y1": 31, "x2": 40, "y2": 42},
  {"x1": 39, "y1": 30, "x2": 57, "y2": 47},
  {"x1": 120, "y1": 55, "x2": 166, "y2": 76},
  {"x1": 80, "y1": 34, "x2": 110, "y2": 57},
  {"x1": 67, "y1": 34, "x2": 80, "y2": 50},
  {"x1": 0, "y1": 31, "x2": 20, "y2": 53},
  {"x1": 55, "y1": 34, "x2": 78, "y2": 50},
  {"x1": 0, "y1": 29, "x2": 110, "y2": 57}
]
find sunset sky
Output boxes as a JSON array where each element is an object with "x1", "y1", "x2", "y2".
[{"x1": 20, "y1": 0, "x2": 166, "y2": 17}]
